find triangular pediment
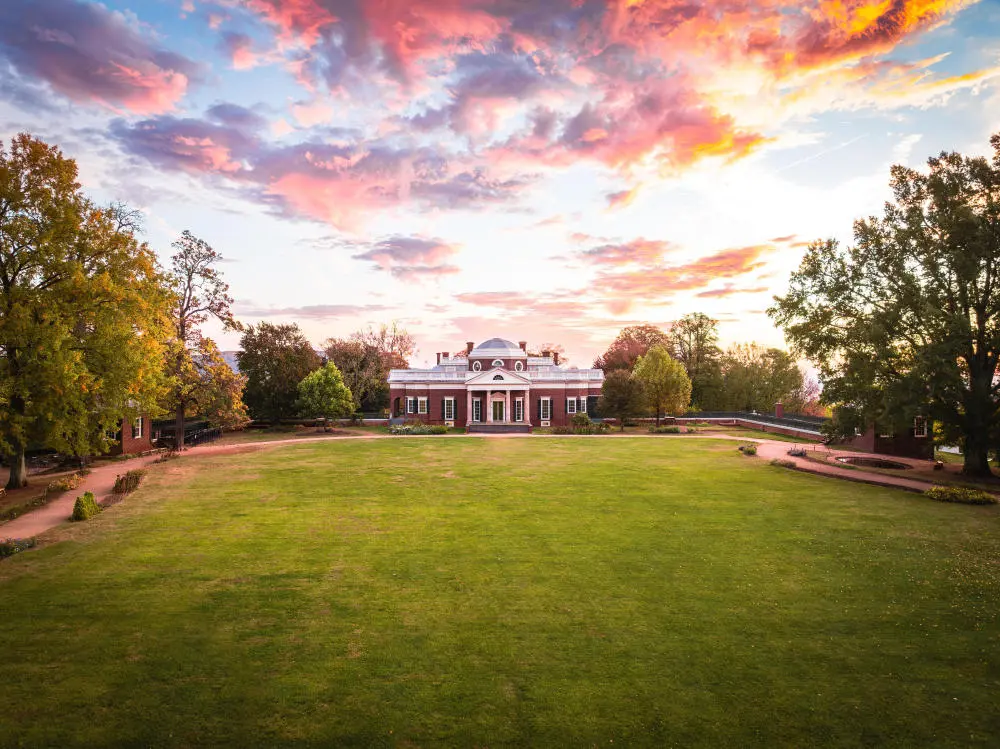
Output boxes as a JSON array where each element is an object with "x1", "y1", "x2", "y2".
[{"x1": 466, "y1": 367, "x2": 531, "y2": 386}]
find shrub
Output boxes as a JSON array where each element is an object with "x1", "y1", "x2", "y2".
[
  {"x1": 925, "y1": 486, "x2": 998, "y2": 505},
  {"x1": 648, "y1": 426, "x2": 681, "y2": 434},
  {"x1": 770, "y1": 459, "x2": 797, "y2": 469},
  {"x1": 45, "y1": 472, "x2": 84, "y2": 495},
  {"x1": 738, "y1": 443, "x2": 758, "y2": 456},
  {"x1": 390, "y1": 424, "x2": 448, "y2": 436},
  {"x1": 0, "y1": 537, "x2": 36, "y2": 558},
  {"x1": 154, "y1": 451, "x2": 180, "y2": 464},
  {"x1": 71, "y1": 492, "x2": 101, "y2": 521},
  {"x1": 685, "y1": 427, "x2": 699, "y2": 434},
  {"x1": 113, "y1": 469, "x2": 147, "y2": 495},
  {"x1": 571, "y1": 413, "x2": 592, "y2": 428},
  {"x1": 551, "y1": 426, "x2": 573, "y2": 435}
]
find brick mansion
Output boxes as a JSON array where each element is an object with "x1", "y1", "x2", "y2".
[{"x1": 388, "y1": 338, "x2": 605, "y2": 433}]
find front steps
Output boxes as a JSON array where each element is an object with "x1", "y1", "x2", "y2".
[{"x1": 467, "y1": 423, "x2": 532, "y2": 434}]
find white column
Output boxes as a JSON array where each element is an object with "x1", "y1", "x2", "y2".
[
  {"x1": 487, "y1": 390, "x2": 493, "y2": 422},
  {"x1": 504, "y1": 390, "x2": 511, "y2": 423},
  {"x1": 466, "y1": 389, "x2": 473, "y2": 425}
]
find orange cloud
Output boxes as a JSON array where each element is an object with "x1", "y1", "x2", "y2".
[{"x1": 595, "y1": 244, "x2": 777, "y2": 297}]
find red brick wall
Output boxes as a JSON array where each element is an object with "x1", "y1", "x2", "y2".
[{"x1": 110, "y1": 415, "x2": 154, "y2": 455}]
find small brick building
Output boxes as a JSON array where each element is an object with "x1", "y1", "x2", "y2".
[
  {"x1": 388, "y1": 338, "x2": 604, "y2": 433},
  {"x1": 108, "y1": 414, "x2": 154, "y2": 456},
  {"x1": 843, "y1": 418, "x2": 934, "y2": 460}
]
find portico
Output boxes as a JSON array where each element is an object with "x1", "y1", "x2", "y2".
[
  {"x1": 387, "y1": 337, "x2": 605, "y2": 432},
  {"x1": 466, "y1": 386, "x2": 531, "y2": 425}
]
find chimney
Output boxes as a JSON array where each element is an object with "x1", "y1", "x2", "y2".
[
  {"x1": 542, "y1": 349, "x2": 551, "y2": 360},
  {"x1": 553, "y1": 352, "x2": 560, "y2": 366},
  {"x1": 775, "y1": 402, "x2": 784, "y2": 419},
  {"x1": 436, "y1": 353, "x2": 442, "y2": 365},
  {"x1": 466, "y1": 341, "x2": 474, "y2": 355},
  {"x1": 519, "y1": 341, "x2": 527, "y2": 352}
]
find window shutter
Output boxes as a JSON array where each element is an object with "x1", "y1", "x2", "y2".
[{"x1": 442, "y1": 398, "x2": 446, "y2": 419}]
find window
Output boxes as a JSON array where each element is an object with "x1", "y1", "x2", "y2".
[
  {"x1": 444, "y1": 398, "x2": 455, "y2": 420},
  {"x1": 579, "y1": 397, "x2": 587, "y2": 414},
  {"x1": 515, "y1": 398, "x2": 524, "y2": 422},
  {"x1": 913, "y1": 417, "x2": 928, "y2": 438},
  {"x1": 493, "y1": 374, "x2": 504, "y2": 381},
  {"x1": 472, "y1": 361, "x2": 482, "y2": 372},
  {"x1": 514, "y1": 361, "x2": 524, "y2": 372},
  {"x1": 492, "y1": 359, "x2": 504, "y2": 368},
  {"x1": 418, "y1": 397, "x2": 428, "y2": 415},
  {"x1": 473, "y1": 399, "x2": 482, "y2": 422},
  {"x1": 540, "y1": 398, "x2": 551, "y2": 420},
  {"x1": 566, "y1": 398, "x2": 577, "y2": 415},
  {"x1": 407, "y1": 397, "x2": 417, "y2": 414},
  {"x1": 133, "y1": 417, "x2": 143, "y2": 439}
]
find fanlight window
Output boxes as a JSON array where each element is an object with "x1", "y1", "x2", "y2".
[
  {"x1": 493, "y1": 374, "x2": 504, "y2": 381},
  {"x1": 492, "y1": 359, "x2": 504, "y2": 367}
]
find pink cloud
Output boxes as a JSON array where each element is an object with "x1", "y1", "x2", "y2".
[{"x1": 0, "y1": 0, "x2": 201, "y2": 114}]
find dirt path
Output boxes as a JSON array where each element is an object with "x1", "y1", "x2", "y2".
[
  {"x1": 750, "y1": 440, "x2": 938, "y2": 493},
  {"x1": 2, "y1": 431, "x2": 946, "y2": 540},
  {"x1": 2, "y1": 454, "x2": 164, "y2": 539}
]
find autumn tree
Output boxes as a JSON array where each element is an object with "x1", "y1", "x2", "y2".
[
  {"x1": 1, "y1": 134, "x2": 170, "y2": 488},
  {"x1": 720, "y1": 343, "x2": 803, "y2": 413},
  {"x1": 186, "y1": 338, "x2": 249, "y2": 431},
  {"x1": 771, "y1": 134, "x2": 1000, "y2": 476},
  {"x1": 595, "y1": 324, "x2": 669, "y2": 372},
  {"x1": 238, "y1": 322, "x2": 321, "y2": 423},
  {"x1": 325, "y1": 322, "x2": 416, "y2": 412},
  {"x1": 633, "y1": 344, "x2": 692, "y2": 425},
  {"x1": 297, "y1": 362, "x2": 354, "y2": 429},
  {"x1": 669, "y1": 313, "x2": 723, "y2": 409},
  {"x1": 165, "y1": 230, "x2": 242, "y2": 449},
  {"x1": 598, "y1": 370, "x2": 646, "y2": 431}
]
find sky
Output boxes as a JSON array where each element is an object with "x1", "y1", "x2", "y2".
[{"x1": 2, "y1": 0, "x2": 999, "y2": 368}]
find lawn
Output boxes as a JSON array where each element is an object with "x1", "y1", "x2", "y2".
[{"x1": 1, "y1": 438, "x2": 998, "y2": 747}]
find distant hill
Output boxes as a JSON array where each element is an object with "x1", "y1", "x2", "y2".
[{"x1": 220, "y1": 351, "x2": 240, "y2": 374}]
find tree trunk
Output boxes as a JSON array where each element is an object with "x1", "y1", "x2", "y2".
[
  {"x1": 5, "y1": 449, "x2": 27, "y2": 490},
  {"x1": 175, "y1": 399, "x2": 186, "y2": 450},
  {"x1": 963, "y1": 430, "x2": 993, "y2": 477}
]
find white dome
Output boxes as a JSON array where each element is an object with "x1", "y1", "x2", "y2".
[{"x1": 470, "y1": 338, "x2": 525, "y2": 357}]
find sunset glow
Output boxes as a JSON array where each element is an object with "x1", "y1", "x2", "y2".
[{"x1": 2, "y1": 0, "x2": 997, "y2": 364}]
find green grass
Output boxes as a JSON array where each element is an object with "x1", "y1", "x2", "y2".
[{"x1": 1, "y1": 438, "x2": 998, "y2": 747}]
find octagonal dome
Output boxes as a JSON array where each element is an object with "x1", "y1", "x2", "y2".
[{"x1": 470, "y1": 338, "x2": 525, "y2": 357}]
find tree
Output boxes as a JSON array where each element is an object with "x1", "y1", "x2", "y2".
[
  {"x1": 595, "y1": 324, "x2": 669, "y2": 372},
  {"x1": 325, "y1": 322, "x2": 416, "y2": 413},
  {"x1": 323, "y1": 338, "x2": 384, "y2": 413},
  {"x1": 297, "y1": 362, "x2": 354, "y2": 429},
  {"x1": 633, "y1": 344, "x2": 692, "y2": 424},
  {"x1": 166, "y1": 230, "x2": 241, "y2": 449},
  {"x1": 720, "y1": 343, "x2": 803, "y2": 413},
  {"x1": 598, "y1": 370, "x2": 646, "y2": 431},
  {"x1": 187, "y1": 338, "x2": 250, "y2": 431},
  {"x1": 1, "y1": 134, "x2": 170, "y2": 488},
  {"x1": 770, "y1": 133, "x2": 1000, "y2": 477},
  {"x1": 669, "y1": 313, "x2": 723, "y2": 409},
  {"x1": 238, "y1": 322, "x2": 321, "y2": 423},
  {"x1": 785, "y1": 374, "x2": 826, "y2": 417}
]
